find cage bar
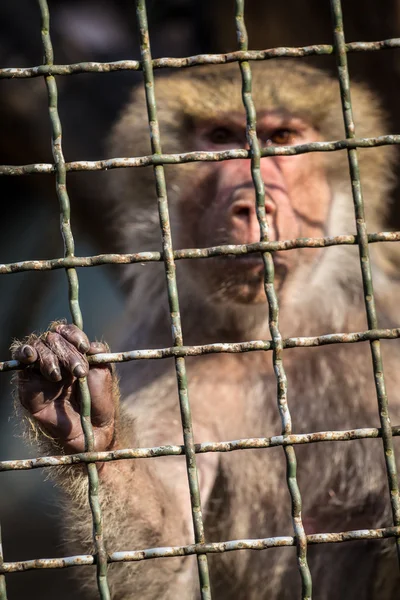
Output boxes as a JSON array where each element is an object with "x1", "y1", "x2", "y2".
[
  {"x1": 0, "y1": 231, "x2": 399, "y2": 278},
  {"x1": 1, "y1": 38, "x2": 400, "y2": 79},
  {"x1": 235, "y1": 1, "x2": 312, "y2": 597},
  {"x1": 135, "y1": 0, "x2": 212, "y2": 597},
  {"x1": 330, "y1": 0, "x2": 400, "y2": 564},
  {"x1": 37, "y1": 0, "x2": 111, "y2": 597},
  {"x1": 1, "y1": 525, "x2": 400, "y2": 575},
  {"x1": 1, "y1": 424, "x2": 400, "y2": 473},
  {"x1": 2, "y1": 133, "x2": 400, "y2": 177}
]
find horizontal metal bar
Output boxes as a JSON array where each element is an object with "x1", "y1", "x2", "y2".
[
  {"x1": 1, "y1": 38, "x2": 399, "y2": 79},
  {"x1": 1, "y1": 135, "x2": 400, "y2": 176},
  {"x1": 0, "y1": 231, "x2": 399, "y2": 275},
  {"x1": 1, "y1": 425, "x2": 400, "y2": 472},
  {"x1": 2, "y1": 526, "x2": 399, "y2": 573},
  {"x1": 2, "y1": 327, "x2": 399, "y2": 373}
]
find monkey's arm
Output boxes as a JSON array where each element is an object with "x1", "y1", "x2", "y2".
[{"x1": 12, "y1": 324, "x2": 206, "y2": 598}]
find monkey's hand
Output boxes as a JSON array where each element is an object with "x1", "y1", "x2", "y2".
[{"x1": 12, "y1": 323, "x2": 117, "y2": 454}]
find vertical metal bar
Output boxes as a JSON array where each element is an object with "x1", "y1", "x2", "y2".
[
  {"x1": 37, "y1": 1, "x2": 111, "y2": 597},
  {"x1": 135, "y1": 2, "x2": 212, "y2": 598},
  {"x1": 0, "y1": 525, "x2": 7, "y2": 600},
  {"x1": 234, "y1": 2, "x2": 312, "y2": 598},
  {"x1": 330, "y1": 0, "x2": 400, "y2": 566}
]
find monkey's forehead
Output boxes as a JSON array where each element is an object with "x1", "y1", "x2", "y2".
[
  {"x1": 147, "y1": 61, "x2": 381, "y2": 140},
  {"x1": 155, "y1": 62, "x2": 335, "y2": 123}
]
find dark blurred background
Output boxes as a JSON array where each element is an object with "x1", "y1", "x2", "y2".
[{"x1": 0, "y1": 1, "x2": 400, "y2": 597}]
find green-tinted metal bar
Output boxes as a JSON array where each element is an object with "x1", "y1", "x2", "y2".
[
  {"x1": 330, "y1": 0, "x2": 400, "y2": 567},
  {"x1": 37, "y1": 1, "x2": 110, "y2": 597},
  {"x1": 2, "y1": 326, "x2": 400, "y2": 374},
  {"x1": 0, "y1": 230, "x2": 399, "y2": 275},
  {"x1": 2, "y1": 525, "x2": 400, "y2": 574},
  {"x1": 0, "y1": 525, "x2": 7, "y2": 600},
  {"x1": 2, "y1": 133, "x2": 400, "y2": 176},
  {"x1": 135, "y1": 1, "x2": 212, "y2": 598},
  {"x1": 1, "y1": 38, "x2": 400, "y2": 79},
  {"x1": 2, "y1": 424, "x2": 400, "y2": 473},
  {"x1": 235, "y1": 1, "x2": 312, "y2": 598}
]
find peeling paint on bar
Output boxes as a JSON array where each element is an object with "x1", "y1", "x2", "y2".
[
  {"x1": 1, "y1": 39, "x2": 400, "y2": 79},
  {"x1": 1, "y1": 425, "x2": 400, "y2": 472},
  {"x1": 136, "y1": 1, "x2": 211, "y2": 597},
  {"x1": 0, "y1": 231, "x2": 398, "y2": 275},
  {"x1": 235, "y1": 2, "x2": 312, "y2": 597},
  {"x1": 330, "y1": 0, "x2": 400, "y2": 567},
  {"x1": 2, "y1": 526, "x2": 400, "y2": 574},
  {"x1": 2, "y1": 328, "x2": 400, "y2": 373},
  {"x1": 36, "y1": 1, "x2": 110, "y2": 597},
  {"x1": 1, "y1": 135, "x2": 400, "y2": 176}
]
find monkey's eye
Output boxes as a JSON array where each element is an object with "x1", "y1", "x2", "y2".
[
  {"x1": 208, "y1": 127, "x2": 237, "y2": 145},
  {"x1": 269, "y1": 129, "x2": 295, "y2": 145}
]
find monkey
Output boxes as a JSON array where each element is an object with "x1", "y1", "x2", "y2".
[{"x1": 11, "y1": 60, "x2": 400, "y2": 599}]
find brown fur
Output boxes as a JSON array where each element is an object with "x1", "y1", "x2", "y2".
[{"x1": 16, "y1": 62, "x2": 400, "y2": 598}]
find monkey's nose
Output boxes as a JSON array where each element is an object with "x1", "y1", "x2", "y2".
[
  {"x1": 229, "y1": 198, "x2": 275, "y2": 244},
  {"x1": 230, "y1": 198, "x2": 276, "y2": 219}
]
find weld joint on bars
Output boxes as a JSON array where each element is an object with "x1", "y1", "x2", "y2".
[
  {"x1": 1, "y1": 135, "x2": 400, "y2": 176},
  {"x1": 1, "y1": 38, "x2": 400, "y2": 78}
]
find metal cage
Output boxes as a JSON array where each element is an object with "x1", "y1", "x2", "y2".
[{"x1": 0, "y1": 1, "x2": 400, "y2": 598}]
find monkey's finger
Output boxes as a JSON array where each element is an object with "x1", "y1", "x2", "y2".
[
  {"x1": 86, "y1": 341, "x2": 115, "y2": 428},
  {"x1": 87, "y1": 366, "x2": 115, "y2": 427},
  {"x1": 50, "y1": 322, "x2": 90, "y2": 354},
  {"x1": 33, "y1": 339, "x2": 64, "y2": 382},
  {"x1": 87, "y1": 341, "x2": 110, "y2": 355},
  {"x1": 44, "y1": 332, "x2": 89, "y2": 379},
  {"x1": 12, "y1": 343, "x2": 38, "y2": 365}
]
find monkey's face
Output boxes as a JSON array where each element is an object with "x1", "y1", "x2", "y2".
[{"x1": 174, "y1": 111, "x2": 332, "y2": 305}]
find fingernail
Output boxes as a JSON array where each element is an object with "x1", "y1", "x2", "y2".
[
  {"x1": 73, "y1": 365, "x2": 87, "y2": 378},
  {"x1": 50, "y1": 368, "x2": 62, "y2": 382},
  {"x1": 78, "y1": 341, "x2": 90, "y2": 353},
  {"x1": 22, "y1": 345, "x2": 35, "y2": 359}
]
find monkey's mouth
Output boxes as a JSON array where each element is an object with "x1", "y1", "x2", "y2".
[{"x1": 217, "y1": 252, "x2": 288, "y2": 278}]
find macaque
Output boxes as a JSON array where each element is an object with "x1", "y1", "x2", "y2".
[{"x1": 12, "y1": 61, "x2": 400, "y2": 599}]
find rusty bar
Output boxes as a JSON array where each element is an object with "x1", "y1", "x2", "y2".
[
  {"x1": 37, "y1": 1, "x2": 110, "y2": 597},
  {"x1": 2, "y1": 134, "x2": 400, "y2": 176},
  {"x1": 1, "y1": 425, "x2": 400, "y2": 472},
  {"x1": 0, "y1": 231, "x2": 399, "y2": 276},
  {"x1": 135, "y1": 1, "x2": 212, "y2": 597},
  {"x1": 2, "y1": 526, "x2": 400, "y2": 574},
  {"x1": 1, "y1": 38, "x2": 400, "y2": 79},
  {"x1": 235, "y1": 1, "x2": 312, "y2": 597},
  {"x1": 330, "y1": 0, "x2": 400, "y2": 567},
  {"x1": 3, "y1": 327, "x2": 400, "y2": 374}
]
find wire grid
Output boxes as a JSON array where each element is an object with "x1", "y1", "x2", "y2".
[{"x1": 0, "y1": 0, "x2": 399, "y2": 598}]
